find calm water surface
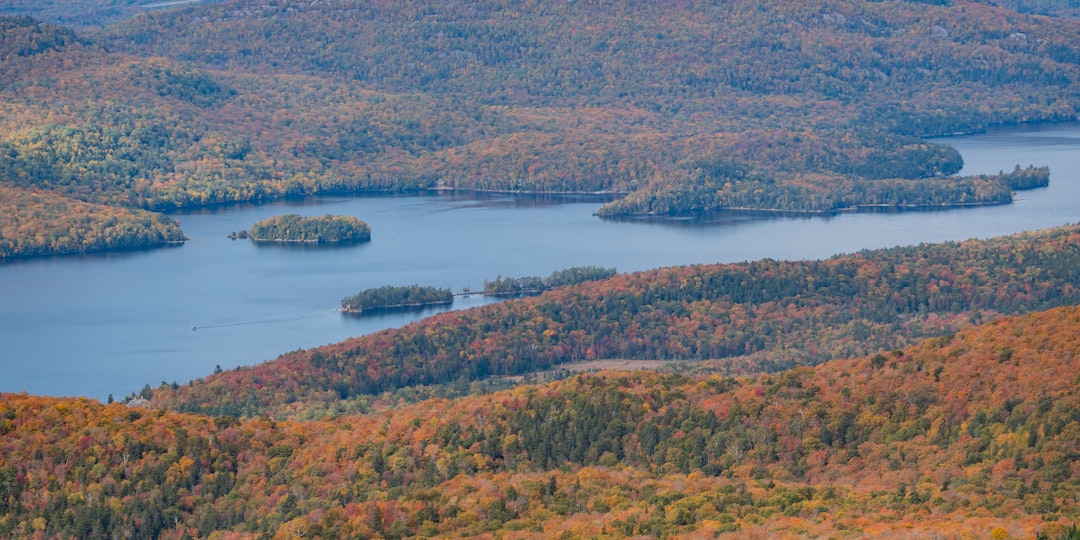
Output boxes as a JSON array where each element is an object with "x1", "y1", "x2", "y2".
[{"x1": 2, "y1": 122, "x2": 1078, "y2": 399}]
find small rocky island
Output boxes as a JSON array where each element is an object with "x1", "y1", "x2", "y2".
[
  {"x1": 341, "y1": 285, "x2": 454, "y2": 314},
  {"x1": 231, "y1": 214, "x2": 371, "y2": 244}
]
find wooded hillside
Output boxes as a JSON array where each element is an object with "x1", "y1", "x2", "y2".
[
  {"x1": 0, "y1": 185, "x2": 184, "y2": 259},
  {"x1": 99, "y1": 0, "x2": 1080, "y2": 215},
  {"x1": 2, "y1": 305, "x2": 1078, "y2": 538}
]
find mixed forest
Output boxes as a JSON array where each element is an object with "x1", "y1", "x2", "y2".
[
  {"x1": 1, "y1": 0, "x2": 1079, "y2": 257},
  {"x1": 246, "y1": 214, "x2": 371, "y2": 244},
  {"x1": 2, "y1": 0, "x2": 1080, "y2": 537},
  {"x1": 2, "y1": 304, "x2": 1079, "y2": 538}
]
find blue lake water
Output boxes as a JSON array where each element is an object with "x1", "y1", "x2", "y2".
[{"x1": 1, "y1": 122, "x2": 1078, "y2": 400}]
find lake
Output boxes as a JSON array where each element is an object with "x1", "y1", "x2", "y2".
[{"x1": 2, "y1": 122, "x2": 1078, "y2": 400}]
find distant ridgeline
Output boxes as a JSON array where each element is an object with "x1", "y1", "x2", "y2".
[
  {"x1": 241, "y1": 214, "x2": 371, "y2": 244},
  {"x1": 341, "y1": 285, "x2": 453, "y2": 314},
  {"x1": 0, "y1": 0, "x2": 229, "y2": 29},
  {"x1": 483, "y1": 266, "x2": 618, "y2": 296}
]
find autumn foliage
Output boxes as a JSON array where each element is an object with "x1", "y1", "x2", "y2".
[
  {"x1": 2, "y1": 305, "x2": 1079, "y2": 538},
  {"x1": 0, "y1": 185, "x2": 184, "y2": 259},
  {"x1": 2, "y1": 0, "x2": 1080, "y2": 257},
  {"x1": 2, "y1": 2, "x2": 1079, "y2": 537}
]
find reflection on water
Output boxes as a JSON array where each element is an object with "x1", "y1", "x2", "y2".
[
  {"x1": 599, "y1": 209, "x2": 803, "y2": 229},
  {"x1": 174, "y1": 189, "x2": 623, "y2": 217},
  {"x1": 0, "y1": 239, "x2": 185, "y2": 267},
  {"x1": 340, "y1": 303, "x2": 458, "y2": 319},
  {"x1": 248, "y1": 240, "x2": 373, "y2": 252},
  {"x1": 427, "y1": 190, "x2": 623, "y2": 209}
]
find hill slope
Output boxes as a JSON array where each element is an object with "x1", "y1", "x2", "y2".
[
  {"x1": 100, "y1": 0, "x2": 1080, "y2": 215},
  {"x1": 2, "y1": 305, "x2": 1079, "y2": 538},
  {"x1": 0, "y1": 185, "x2": 184, "y2": 258}
]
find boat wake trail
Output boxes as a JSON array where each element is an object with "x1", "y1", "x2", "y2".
[{"x1": 190, "y1": 309, "x2": 329, "y2": 331}]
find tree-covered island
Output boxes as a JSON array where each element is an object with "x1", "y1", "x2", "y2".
[
  {"x1": 341, "y1": 285, "x2": 454, "y2": 314},
  {"x1": 483, "y1": 266, "x2": 618, "y2": 296},
  {"x1": 245, "y1": 214, "x2": 371, "y2": 244}
]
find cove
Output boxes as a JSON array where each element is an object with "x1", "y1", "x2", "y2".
[{"x1": 1, "y1": 122, "x2": 1078, "y2": 400}]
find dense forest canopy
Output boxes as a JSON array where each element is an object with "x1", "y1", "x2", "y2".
[
  {"x1": 0, "y1": 0, "x2": 1078, "y2": 256},
  {"x1": 5, "y1": 0, "x2": 1078, "y2": 28},
  {"x1": 2, "y1": 305, "x2": 1078, "y2": 538}
]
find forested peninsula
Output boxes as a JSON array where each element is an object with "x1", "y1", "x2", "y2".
[
  {"x1": 0, "y1": 185, "x2": 185, "y2": 259},
  {"x1": 1, "y1": 0, "x2": 1079, "y2": 257}
]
